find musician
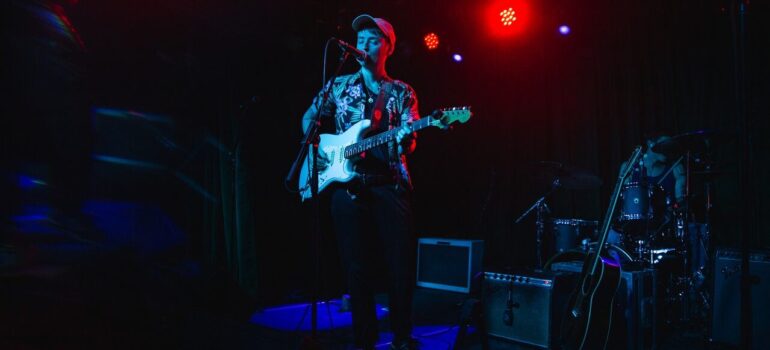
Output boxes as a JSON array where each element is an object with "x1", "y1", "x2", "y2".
[
  {"x1": 300, "y1": 14, "x2": 419, "y2": 350},
  {"x1": 621, "y1": 133, "x2": 687, "y2": 205},
  {"x1": 1, "y1": 0, "x2": 95, "y2": 238},
  {"x1": 610, "y1": 133, "x2": 687, "y2": 245}
]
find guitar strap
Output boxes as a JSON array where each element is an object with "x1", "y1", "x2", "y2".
[
  {"x1": 361, "y1": 77, "x2": 402, "y2": 188},
  {"x1": 370, "y1": 80, "x2": 392, "y2": 130},
  {"x1": 373, "y1": 81, "x2": 402, "y2": 187}
]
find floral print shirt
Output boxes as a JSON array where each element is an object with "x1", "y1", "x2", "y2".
[{"x1": 308, "y1": 71, "x2": 420, "y2": 187}]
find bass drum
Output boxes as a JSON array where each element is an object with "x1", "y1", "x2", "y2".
[
  {"x1": 584, "y1": 242, "x2": 634, "y2": 267},
  {"x1": 544, "y1": 242, "x2": 634, "y2": 271}
]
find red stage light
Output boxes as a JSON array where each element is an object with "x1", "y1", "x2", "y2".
[
  {"x1": 500, "y1": 7, "x2": 517, "y2": 26},
  {"x1": 423, "y1": 33, "x2": 440, "y2": 50},
  {"x1": 484, "y1": 0, "x2": 532, "y2": 39}
]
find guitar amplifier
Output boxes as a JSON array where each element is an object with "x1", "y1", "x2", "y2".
[
  {"x1": 482, "y1": 270, "x2": 578, "y2": 348},
  {"x1": 550, "y1": 261, "x2": 657, "y2": 350},
  {"x1": 711, "y1": 248, "x2": 770, "y2": 350},
  {"x1": 416, "y1": 238, "x2": 483, "y2": 293}
]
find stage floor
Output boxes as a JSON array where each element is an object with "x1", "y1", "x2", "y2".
[{"x1": 1, "y1": 212, "x2": 729, "y2": 349}]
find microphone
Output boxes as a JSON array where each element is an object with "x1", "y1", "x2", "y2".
[{"x1": 332, "y1": 38, "x2": 367, "y2": 61}]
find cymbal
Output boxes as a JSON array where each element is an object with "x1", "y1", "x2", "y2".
[
  {"x1": 533, "y1": 161, "x2": 602, "y2": 190},
  {"x1": 651, "y1": 129, "x2": 731, "y2": 155}
]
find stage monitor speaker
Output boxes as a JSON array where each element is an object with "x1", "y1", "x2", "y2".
[
  {"x1": 711, "y1": 248, "x2": 770, "y2": 350},
  {"x1": 416, "y1": 238, "x2": 483, "y2": 293},
  {"x1": 482, "y1": 270, "x2": 578, "y2": 349}
]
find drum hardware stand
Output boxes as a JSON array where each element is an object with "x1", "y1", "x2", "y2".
[
  {"x1": 655, "y1": 151, "x2": 694, "y2": 325},
  {"x1": 636, "y1": 239, "x2": 647, "y2": 264},
  {"x1": 515, "y1": 178, "x2": 560, "y2": 269},
  {"x1": 579, "y1": 238, "x2": 591, "y2": 252},
  {"x1": 678, "y1": 150, "x2": 695, "y2": 323}
]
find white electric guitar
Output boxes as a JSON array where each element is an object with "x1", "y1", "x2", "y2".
[{"x1": 298, "y1": 107, "x2": 472, "y2": 201}]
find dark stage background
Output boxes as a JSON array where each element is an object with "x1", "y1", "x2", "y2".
[{"x1": 5, "y1": 0, "x2": 769, "y2": 308}]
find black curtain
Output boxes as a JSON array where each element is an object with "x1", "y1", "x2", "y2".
[{"x1": 377, "y1": 0, "x2": 769, "y2": 269}]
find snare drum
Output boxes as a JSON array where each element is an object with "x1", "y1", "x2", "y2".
[{"x1": 550, "y1": 218, "x2": 599, "y2": 253}]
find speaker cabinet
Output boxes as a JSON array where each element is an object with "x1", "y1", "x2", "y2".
[
  {"x1": 616, "y1": 267, "x2": 657, "y2": 350},
  {"x1": 550, "y1": 261, "x2": 657, "y2": 350},
  {"x1": 482, "y1": 270, "x2": 578, "y2": 348},
  {"x1": 711, "y1": 248, "x2": 770, "y2": 350},
  {"x1": 416, "y1": 238, "x2": 483, "y2": 293}
]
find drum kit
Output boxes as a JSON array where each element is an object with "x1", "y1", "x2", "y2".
[{"x1": 518, "y1": 129, "x2": 726, "y2": 326}]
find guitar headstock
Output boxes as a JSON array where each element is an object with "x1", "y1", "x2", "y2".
[{"x1": 433, "y1": 106, "x2": 472, "y2": 129}]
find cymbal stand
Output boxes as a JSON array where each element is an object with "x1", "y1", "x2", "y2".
[
  {"x1": 675, "y1": 150, "x2": 693, "y2": 323},
  {"x1": 635, "y1": 239, "x2": 647, "y2": 265},
  {"x1": 515, "y1": 178, "x2": 560, "y2": 268},
  {"x1": 700, "y1": 151, "x2": 714, "y2": 263}
]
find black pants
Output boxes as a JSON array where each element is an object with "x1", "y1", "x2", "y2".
[{"x1": 329, "y1": 184, "x2": 416, "y2": 348}]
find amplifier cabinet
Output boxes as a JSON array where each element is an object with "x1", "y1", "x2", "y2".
[
  {"x1": 416, "y1": 238, "x2": 483, "y2": 293},
  {"x1": 711, "y1": 248, "x2": 770, "y2": 350},
  {"x1": 482, "y1": 270, "x2": 578, "y2": 348}
]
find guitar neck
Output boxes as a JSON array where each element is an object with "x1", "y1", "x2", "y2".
[
  {"x1": 589, "y1": 146, "x2": 643, "y2": 274},
  {"x1": 589, "y1": 177, "x2": 626, "y2": 272},
  {"x1": 343, "y1": 117, "x2": 433, "y2": 158}
]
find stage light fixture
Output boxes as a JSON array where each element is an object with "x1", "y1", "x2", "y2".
[
  {"x1": 485, "y1": 1, "x2": 532, "y2": 39},
  {"x1": 423, "y1": 33, "x2": 440, "y2": 50},
  {"x1": 559, "y1": 25, "x2": 570, "y2": 35},
  {"x1": 500, "y1": 7, "x2": 517, "y2": 26}
]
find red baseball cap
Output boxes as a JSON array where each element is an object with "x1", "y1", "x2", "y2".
[{"x1": 352, "y1": 14, "x2": 396, "y2": 55}]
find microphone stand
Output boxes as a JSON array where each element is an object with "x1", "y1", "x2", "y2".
[
  {"x1": 730, "y1": 1, "x2": 752, "y2": 349},
  {"x1": 515, "y1": 178, "x2": 560, "y2": 269},
  {"x1": 285, "y1": 50, "x2": 352, "y2": 350}
]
